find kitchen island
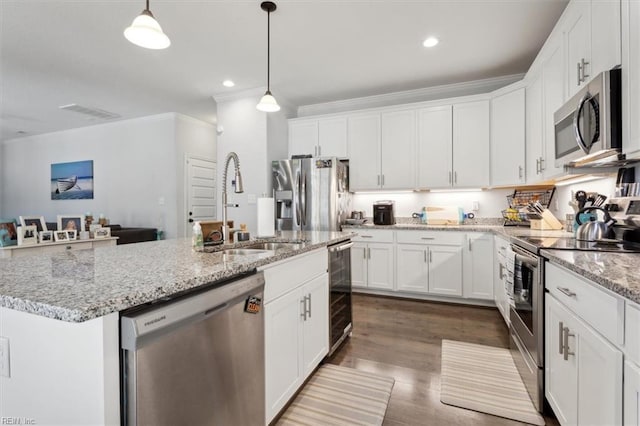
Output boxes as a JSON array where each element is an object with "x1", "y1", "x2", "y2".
[{"x1": 0, "y1": 231, "x2": 351, "y2": 425}]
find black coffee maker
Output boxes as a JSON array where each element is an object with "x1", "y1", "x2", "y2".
[{"x1": 373, "y1": 201, "x2": 395, "y2": 225}]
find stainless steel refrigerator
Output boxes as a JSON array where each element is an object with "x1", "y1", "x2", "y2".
[{"x1": 272, "y1": 157, "x2": 350, "y2": 231}]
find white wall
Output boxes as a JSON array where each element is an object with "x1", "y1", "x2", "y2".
[
  {"x1": 216, "y1": 96, "x2": 289, "y2": 235},
  {"x1": 175, "y1": 114, "x2": 217, "y2": 237},
  {"x1": 550, "y1": 175, "x2": 618, "y2": 219},
  {"x1": 0, "y1": 113, "x2": 217, "y2": 239}
]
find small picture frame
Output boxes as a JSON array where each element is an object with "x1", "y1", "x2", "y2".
[
  {"x1": 89, "y1": 223, "x2": 102, "y2": 238},
  {"x1": 66, "y1": 230, "x2": 78, "y2": 241},
  {"x1": 54, "y1": 230, "x2": 69, "y2": 242},
  {"x1": 57, "y1": 214, "x2": 85, "y2": 233},
  {"x1": 0, "y1": 219, "x2": 18, "y2": 247},
  {"x1": 19, "y1": 216, "x2": 48, "y2": 232},
  {"x1": 17, "y1": 225, "x2": 38, "y2": 246},
  {"x1": 94, "y1": 227, "x2": 111, "y2": 239},
  {"x1": 39, "y1": 231, "x2": 54, "y2": 244}
]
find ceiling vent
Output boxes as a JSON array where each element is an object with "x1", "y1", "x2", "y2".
[{"x1": 59, "y1": 104, "x2": 121, "y2": 120}]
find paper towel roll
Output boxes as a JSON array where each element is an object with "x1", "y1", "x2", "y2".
[{"x1": 257, "y1": 197, "x2": 275, "y2": 237}]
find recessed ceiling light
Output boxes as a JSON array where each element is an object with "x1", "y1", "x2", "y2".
[
  {"x1": 223, "y1": 80, "x2": 235, "y2": 87},
  {"x1": 423, "y1": 37, "x2": 439, "y2": 48}
]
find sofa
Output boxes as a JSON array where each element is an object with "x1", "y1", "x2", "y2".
[{"x1": 46, "y1": 223, "x2": 157, "y2": 245}]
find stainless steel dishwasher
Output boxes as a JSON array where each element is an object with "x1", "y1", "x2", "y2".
[{"x1": 120, "y1": 272, "x2": 265, "y2": 426}]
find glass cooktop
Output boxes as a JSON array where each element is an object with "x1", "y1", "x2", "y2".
[{"x1": 517, "y1": 236, "x2": 640, "y2": 253}]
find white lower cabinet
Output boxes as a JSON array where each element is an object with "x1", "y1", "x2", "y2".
[
  {"x1": 262, "y1": 250, "x2": 329, "y2": 424},
  {"x1": 351, "y1": 230, "x2": 395, "y2": 291},
  {"x1": 625, "y1": 360, "x2": 640, "y2": 426},
  {"x1": 463, "y1": 233, "x2": 494, "y2": 300},
  {"x1": 395, "y1": 231, "x2": 463, "y2": 297},
  {"x1": 545, "y1": 263, "x2": 624, "y2": 426}
]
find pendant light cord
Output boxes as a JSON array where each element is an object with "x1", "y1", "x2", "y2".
[
  {"x1": 267, "y1": 10, "x2": 271, "y2": 91},
  {"x1": 146, "y1": 0, "x2": 150, "y2": 12}
]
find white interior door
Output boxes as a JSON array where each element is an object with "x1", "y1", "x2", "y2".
[{"x1": 186, "y1": 156, "x2": 216, "y2": 236}]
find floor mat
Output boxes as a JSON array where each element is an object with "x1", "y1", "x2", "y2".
[
  {"x1": 277, "y1": 363, "x2": 394, "y2": 426},
  {"x1": 440, "y1": 340, "x2": 545, "y2": 426}
]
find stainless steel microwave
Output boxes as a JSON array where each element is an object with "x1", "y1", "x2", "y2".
[{"x1": 554, "y1": 69, "x2": 621, "y2": 167}]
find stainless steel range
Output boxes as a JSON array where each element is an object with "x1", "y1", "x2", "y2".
[{"x1": 509, "y1": 196, "x2": 640, "y2": 413}]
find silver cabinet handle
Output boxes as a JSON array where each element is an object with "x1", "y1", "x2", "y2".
[
  {"x1": 300, "y1": 298, "x2": 307, "y2": 321},
  {"x1": 329, "y1": 242, "x2": 354, "y2": 252},
  {"x1": 317, "y1": 145, "x2": 321, "y2": 157},
  {"x1": 377, "y1": 175, "x2": 380, "y2": 186},
  {"x1": 449, "y1": 171, "x2": 452, "y2": 184},
  {"x1": 367, "y1": 247, "x2": 371, "y2": 259},
  {"x1": 557, "y1": 287, "x2": 577, "y2": 298},
  {"x1": 381, "y1": 174, "x2": 385, "y2": 186},
  {"x1": 363, "y1": 248, "x2": 367, "y2": 259},
  {"x1": 66, "y1": 245, "x2": 72, "y2": 250},
  {"x1": 540, "y1": 157, "x2": 545, "y2": 171},
  {"x1": 468, "y1": 238, "x2": 472, "y2": 251},
  {"x1": 421, "y1": 237, "x2": 435, "y2": 240},
  {"x1": 498, "y1": 263, "x2": 504, "y2": 279},
  {"x1": 581, "y1": 58, "x2": 589, "y2": 82},
  {"x1": 360, "y1": 235, "x2": 373, "y2": 238},
  {"x1": 559, "y1": 321, "x2": 564, "y2": 354},
  {"x1": 306, "y1": 294, "x2": 312, "y2": 318},
  {"x1": 454, "y1": 171, "x2": 458, "y2": 184},
  {"x1": 518, "y1": 166, "x2": 523, "y2": 179},
  {"x1": 536, "y1": 158, "x2": 540, "y2": 174},
  {"x1": 429, "y1": 250, "x2": 433, "y2": 263},
  {"x1": 563, "y1": 326, "x2": 575, "y2": 360},
  {"x1": 424, "y1": 250, "x2": 427, "y2": 263},
  {"x1": 577, "y1": 62, "x2": 582, "y2": 85}
]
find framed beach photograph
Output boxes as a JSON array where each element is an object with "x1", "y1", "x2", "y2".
[
  {"x1": 51, "y1": 160, "x2": 94, "y2": 200},
  {"x1": 57, "y1": 214, "x2": 85, "y2": 232},
  {"x1": 54, "y1": 230, "x2": 69, "y2": 242},
  {"x1": 17, "y1": 225, "x2": 38, "y2": 246},
  {"x1": 93, "y1": 227, "x2": 111, "y2": 239},
  {"x1": 19, "y1": 215, "x2": 47, "y2": 232},
  {"x1": 0, "y1": 219, "x2": 18, "y2": 247},
  {"x1": 39, "y1": 231, "x2": 54, "y2": 244}
]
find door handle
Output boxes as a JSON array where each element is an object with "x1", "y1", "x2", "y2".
[
  {"x1": 539, "y1": 158, "x2": 545, "y2": 171},
  {"x1": 557, "y1": 287, "x2": 577, "y2": 298},
  {"x1": 468, "y1": 238, "x2": 472, "y2": 251},
  {"x1": 368, "y1": 247, "x2": 371, "y2": 259},
  {"x1": 454, "y1": 171, "x2": 458, "y2": 184},
  {"x1": 559, "y1": 321, "x2": 564, "y2": 354},
  {"x1": 429, "y1": 250, "x2": 433, "y2": 263},
  {"x1": 563, "y1": 326, "x2": 575, "y2": 360},
  {"x1": 300, "y1": 298, "x2": 307, "y2": 321},
  {"x1": 518, "y1": 166, "x2": 523, "y2": 179},
  {"x1": 577, "y1": 61, "x2": 582, "y2": 85},
  {"x1": 306, "y1": 294, "x2": 312, "y2": 318},
  {"x1": 363, "y1": 248, "x2": 367, "y2": 259},
  {"x1": 581, "y1": 58, "x2": 589, "y2": 82},
  {"x1": 449, "y1": 171, "x2": 452, "y2": 184},
  {"x1": 536, "y1": 158, "x2": 540, "y2": 174},
  {"x1": 382, "y1": 174, "x2": 385, "y2": 186},
  {"x1": 377, "y1": 175, "x2": 380, "y2": 186},
  {"x1": 424, "y1": 250, "x2": 427, "y2": 263}
]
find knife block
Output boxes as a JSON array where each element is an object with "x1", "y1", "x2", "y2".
[{"x1": 530, "y1": 210, "x2": 563, "y2": 230}]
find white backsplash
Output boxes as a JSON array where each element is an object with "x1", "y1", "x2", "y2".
[{"x1": 351, "y1": 174, "x2": 621, "y2": 220}]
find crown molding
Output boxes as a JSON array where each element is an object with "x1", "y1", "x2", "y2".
[{"x1": 297, "y1": 73, "x2": 525, "y2": 117}]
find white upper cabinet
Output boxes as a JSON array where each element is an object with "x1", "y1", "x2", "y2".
[
  {"x1": 417, "y1": 105, "x2": 453, "y2": 189},
  {"x1": 490, "y1": 87, "x2": 525, "y2": 186},
  {"x1": 453, "y1": 100, "x2": 490, "y2": 187},
  {"x1": 348, "y1": 113, "x2": 381, "y2": 191},
  {"x1": 526, "y1": 73, "x2": 544, "y2": 183},
  {"x1": 564, "y1": 0, "x2": 621, "y2": 98},
  {"x1": 623, "y1": 0, "x2": 640, "y2": 158},
  {"x1": 289, "y1": 120, "x2": 318, "y2": 157},
  {"x1": 318, "y1": 117, "x2": 348, "y2": 158},
  {"x1": 564, "y1": 0, "x2": 592, "y2": 97},
  {"x1": 542, "y1": 35, "x2": 566, "y2": 179},
  {"x1": 289, "y1": 117, "x2": 347, "y2": 158},
  {"x1": 381, "y1": 110, "x2": 417, "y2": 189}
]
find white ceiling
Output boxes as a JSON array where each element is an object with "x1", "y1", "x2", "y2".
[{"x1": 0, "y1": 0, "x2": 568, "y2": 141}]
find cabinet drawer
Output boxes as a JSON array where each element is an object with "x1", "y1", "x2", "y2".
[
  {"x1": 546, "y1": 262, "x2": 624, "y2": 345},
  {"x1": 396, "y1": 230, "x2": 464, "y2": 245},
  {"x1": 351, "y1": 229, "x2": 394, "y2": 243},
  {"x1": 261, "y1": 249, "x2": 327, "y2": 303},
  {"x1": 626, "y1": 301, "x2": 640, "y2": 365}
]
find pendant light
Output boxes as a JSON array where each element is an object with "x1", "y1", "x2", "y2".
[
  {"x1": 256, "y1": 1, "x2": 281, "y2": 112},
  {"x1": 124, "y1": 0, "x2": 171, "y2": 50}
]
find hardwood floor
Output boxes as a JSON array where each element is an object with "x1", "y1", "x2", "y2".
[{"x1": 327, "y1": 294, "x2": 559, "y2": 426}]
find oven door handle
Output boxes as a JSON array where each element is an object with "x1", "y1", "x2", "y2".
[
  {"x1": 329, "y1": 242, "x2": 354, "y2": 253},
  {"x1": 514, "y1": 252, "x2": 539, "y2": 269}
]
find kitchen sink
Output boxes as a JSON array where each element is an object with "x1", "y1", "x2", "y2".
[{"x1": 242, "y1": 242, "x2": 305, "y2": 251}]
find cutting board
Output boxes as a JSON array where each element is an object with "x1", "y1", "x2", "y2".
[{"x1": 425, "y1": 206, "x2": 463, "y2": 225}]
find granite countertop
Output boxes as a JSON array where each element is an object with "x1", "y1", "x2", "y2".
[
  {"x1": 0, "y1": 231, "x2": 352, "y2": 323},
  {"x1": 541, "y1": 249, "x2": 640, "y2": 305}
]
